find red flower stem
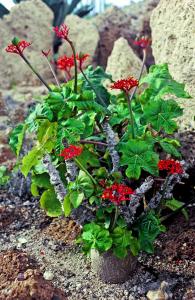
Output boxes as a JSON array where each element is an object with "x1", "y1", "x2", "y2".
[
  {"x1": 80, "y1": 67, "x2": 109, "y2": 111},
  {"x1": 110, "y1": 205, "x2": 119, "y2": 232},
  {"x1": 16, "y1": 46, "x2": 51, "y2": 91},
  {"x1": 125, "y1": 92, "x2": 136, "y2": 139},
  {"x1": 80, "y1": 140, "x2": 107, "y2": 146},
  {"x1": 45, "y1": 57, "x2": 60, "y2": 87},
  {"x1": 124, "y1": 49, "x2": 147, "y2": 139},
  {"x1": 74, "y1": 157, "x2": 97, "y2": 185},
  {"x1": 66, "y1": 69, "x2": 72, "y2": 81},
  {"x1": 67, "y1": 38, "x2": 78, "y2": 93}
]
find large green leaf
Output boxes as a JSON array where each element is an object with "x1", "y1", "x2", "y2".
[
  {"x1": 9, "y1": 123, "x2": 26, "y2": 157},
  {"x1": 21, "y1": 147, "x2": 44, "y2": 177},
  {"x1": 140, "y1": 64, "x2": 191, "y2": 102},
  {"x1": 25, "y1": 103, "x2": 53, "y2": 132},
  {"x1": 70, "y1": 191, "x2": 85, "y2": 208},
  {"x1": 77, "y1": 171, "x2": 95, "y2": 197},
  {"x1": 31, "y1": 173, "x2": 52, "y2": 196},
  {"x1": 37, "y1": 120, "x2": 57, "y2": 152},
  {"x1": 141, "y1": 99, "x2": 183, "y2": 134},
  {"x1": 120, "y1": 140, "x2": 159, "y2": 179},
  {"x1": 67, "y1": 90, "x2": 105, "y2": 113},
  {"x1": 40, "y1": 189, "x2": 63, "y2": 217},
  {"x1": 61, "y1": 118, "x2": 85, "y2": 144},
  {"x1": 159, "y1": 138, "x2": 181, "y2": 158}
]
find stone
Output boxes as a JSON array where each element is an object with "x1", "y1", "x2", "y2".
[
  {"x1": 43, "y1": 270, "x2": 54, "y2": 281},
  {"x1": 106, "y1": 37, "x2": 146, "y2": 81},
  {"x1": 150, "y1": 0, "x2": 195, "y2": 131},
  {"x1": 147, "y1": 281, "x2": 170, "y2": 300},
  {"x1": 0, "y1": 0, "x2": 53, "y2": 88},
  {"x1": 60, "y1": 14, "x2": 99, "y2": 67},
  {"x1": 93, "y1": 6, "x2": 132, "y2": 68}
]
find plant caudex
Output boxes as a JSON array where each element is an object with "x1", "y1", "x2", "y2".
[{"x1": 7, "y1": 30, "x2": 190, "y2": 259}]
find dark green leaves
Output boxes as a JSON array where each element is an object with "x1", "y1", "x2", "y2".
[
  {"x1": 142, "y1": 99, "x2": 183, "y2": 134},
  {"x1": 140, "y1": 64, "x2": 191, "y2": 102},
  {"x1": 80, "y1": 223, "x2": 112, "y2": 254},
  {"x1": 136, "y1": 212, "x2": 166, "y2": 254},
  {"x1": 111, "y1": 227, "x2": 139, "y2": 258},
  {"x1": 80, "y1": 66, "x2": 112, "y2": 107},
  {"x1": 120, "y1": 140, "x2": 159, "y2": 179}
]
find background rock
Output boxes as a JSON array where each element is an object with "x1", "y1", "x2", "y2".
[
  {"x1": 93, "y1": 6, "x2": 132, "y2": 68},
  {"x1": 106, "y1": 37, "x2": 146, "y2": 81},
  {"x1": 150, "y1": 0, "x2": 195, "y2": 131},
  {"x1": 0, "y1": 0, "x2": 53, "y2": 89}
]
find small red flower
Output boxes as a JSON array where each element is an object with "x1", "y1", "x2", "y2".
[
  {"x1": 158, "y1": 159, "x2": 183, "y2": 174},
  {"x1": 53, "y1": 24, "x2": 69, "y2": 40},
  {"x1": 99, "y1": 179, "x2": 106, "y2": 187},
  {"x1": 133, "y1": 37, "x2": 151, "y2": 49},
  {"x1": 42, "y1": 49, "x2": 51, "y2": 57},
  {"x1": 111, "y1": 77, "x2": 139, "y2": 93},
  {"x1": 76, "y1": 53, "x2": 90, "y2": 69},
  {"x1": 102, "y1": 183, "x2": 134, "y2": 205},
  {"x1": 56, "y1": 55, "x2": 74, "y2": 72},
  {"x1": 5, "y1": 40, "x2": 31, "y2": 55},
  {"x1": 59, "y1": 145, "x2": 83, "y2": 160}
]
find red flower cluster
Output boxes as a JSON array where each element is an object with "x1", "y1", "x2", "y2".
[
  {"x1": 57, "y1": 55, "x2": 74, "y2": 73},
  {"x1": 59, "y1": 145, "x2": 83, "y2": 160},
  {"x1": 111, "y1": 77, "x2": 139, "y2": 93},
  {"x1": 5, "y1": 40, "x2": 31, "y2": 55},
  {"x1": 133, "y1": 37, "x2": 151, "y2": 49},
  {"x1": 76, "y1": 53, "x2": 90, "y2": 69},
  {"x1": 53, "y1": 24, "x2": 69, "y2": 40},
  {"x1": 102, "y1": 183, "x2": 134, "y2": 205},
  {"x1": 158, "y1": 159, "x2": 183, "y2": 174}
]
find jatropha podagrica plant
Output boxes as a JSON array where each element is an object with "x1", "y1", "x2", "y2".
[{"x1": 7, "y1": 26, "x2": 190, "y2": 258}]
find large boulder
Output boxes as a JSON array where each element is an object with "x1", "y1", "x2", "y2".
[
  {"x1": 61, "y1": 14, "x2": 99, "y2": 66},
  {"x1": 150, "y1": 0, "x2": 195, "y2": 131},
  {"x1": 0, "y1": 0, "x2": 53, "y2": 89},
  {"x1": 93, "y1": 6, "x2": 132, "y2": 68},
  {"x1": 106, "y1": 37, "x2": 146, "y2": 81}
]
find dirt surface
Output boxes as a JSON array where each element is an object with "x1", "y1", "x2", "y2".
[{"x1": 0, "y1": 189, "x2": 194, "y2": 299}]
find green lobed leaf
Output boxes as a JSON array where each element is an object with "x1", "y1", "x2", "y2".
[
  {"x1": 119, "y1": 139, "x2": 159, "y2": 179},
  {"x1": 141, "y1": 99, "x2": 183, "y2": 134},
  {"x1": 140, "y1": 64, "x2": 191, "y2": 103}
]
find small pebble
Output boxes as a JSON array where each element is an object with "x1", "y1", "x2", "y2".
[{"x1": 43, "y1": 270, "x2": 54, "y2": 281}]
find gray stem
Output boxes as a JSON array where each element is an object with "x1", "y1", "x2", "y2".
[
  {"x1": 102, "y1": 120, "x2": 120, "y2": 173},
  {"x1": 42, "y1": 154, "x2": 67, "y2": 211},
  {"x1": 120, "y1": 176, "x2": 154, "y2": 224},
  {"x1": 148, "y1": 161, "x2": 189, "y2": 209}
]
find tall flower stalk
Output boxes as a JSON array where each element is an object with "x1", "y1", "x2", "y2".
[
  {"x1": 53, "y1": 24, "x2": 78, "y2": 93},
  {"x1": 6, "y1": 38, "x2": 51, "y2": 91}
]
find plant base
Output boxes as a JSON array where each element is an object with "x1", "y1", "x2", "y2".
[{"x1": 91, "y1": 249, "x2": 137, "y2": 284}]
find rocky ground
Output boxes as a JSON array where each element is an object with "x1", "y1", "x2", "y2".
[{"x1": 0, "y1": 187, "x2": 194, "y2": 300}]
